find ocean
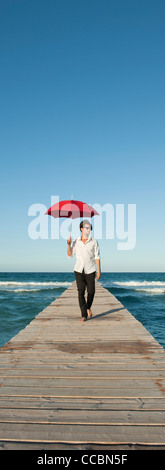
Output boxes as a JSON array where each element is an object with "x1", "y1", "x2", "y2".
[{"x1": 0, "y1": 272, "x2": 165, "y2": 350}]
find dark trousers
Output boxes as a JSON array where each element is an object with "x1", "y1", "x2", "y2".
[{"x1": 74, "y1": 270, "x2": 96, "y2": 318}]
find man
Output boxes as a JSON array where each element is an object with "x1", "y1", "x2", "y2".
[{"x1": 67, "y1": 220, "x2": 101, "y2": 322}]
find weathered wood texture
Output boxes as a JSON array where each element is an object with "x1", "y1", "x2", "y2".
[{"x1": 0, "y1": 281, "x2": 165, "y2": 450}]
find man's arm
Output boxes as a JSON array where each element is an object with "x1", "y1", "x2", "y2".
[
  {"x1": 67, "y1": 236, "x2": 72, "y2": 257},
  {"x1": 94, "y1": 240, "x2": 101, "y2": 280},
  {"x1": 95, "y1": 258, "x2": 101, "y2": 280}
]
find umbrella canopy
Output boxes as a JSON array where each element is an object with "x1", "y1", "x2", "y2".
[{"x1": 45, "y1": 199, "x2": 99, "y2": 219}]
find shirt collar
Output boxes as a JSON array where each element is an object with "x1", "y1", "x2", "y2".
[{"x1": 78, "y1": 236, "x2": 92, "y2": 243}]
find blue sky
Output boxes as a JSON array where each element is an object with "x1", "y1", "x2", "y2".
[{"x1": 0, "y1": 0, "x2": 165, "y2": 272}]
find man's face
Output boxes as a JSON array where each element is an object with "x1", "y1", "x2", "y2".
[{"x1": 82, "y1": 224, "x2": 91, "y2": 237}]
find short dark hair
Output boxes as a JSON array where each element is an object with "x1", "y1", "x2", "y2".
[{"x1": 80, "y1": 220, "x2": 92, "y2": 231}]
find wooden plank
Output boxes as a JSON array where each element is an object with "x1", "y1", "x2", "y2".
[
  {"x1": 1, "y1": 368, "x2": 165, "y2": 377},
  {"x1": 1, "y1": 396, "x2": 165, "y2": 410},
  {"x1": 1, "y1": 376, "x2": 165, "y2": 387},
  {"x1": 1, "y1": 408, "x2": 165, "y2": 424},
  {"x1": 0, "y1": 386, "x2": 164, "y2": 397},
  {"x1": 1, "y1": 363, "x2": 165, "y2": 369},
  {"x1": 0, "y1": 423, "x2": 165, "y2": 445}
]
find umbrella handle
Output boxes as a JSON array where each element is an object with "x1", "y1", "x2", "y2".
[{"x1": 69, "y1": 217, "x2": 72, "y2": 238}]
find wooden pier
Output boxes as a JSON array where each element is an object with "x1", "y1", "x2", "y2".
[{"x1": 0, "y1": 281, "x2": 165, "y2": 450}]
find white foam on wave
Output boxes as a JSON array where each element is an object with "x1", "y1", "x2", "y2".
[
  {"x1": 0, "y1": 287, "x2": 59, "y2": 293},
  {"x1": 135, "y1": 287, "x2": 165, "y2": 295},
  {"x1": 0, "y1": 281, "x2": 72, "y2": 287},
  {"x1": 113, "y1": 281, "x2": 165, "y2": 287},
  {"x1": 12, "y1": 288, "x2": 42, "y2": 293}
]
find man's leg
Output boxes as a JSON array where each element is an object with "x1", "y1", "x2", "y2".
[
  {"x1": 74, "y1": 271, "x2": 88, "y2": 319},
  {"x1": 85, "y1": 271, "x2": 96, "y2": 316}
]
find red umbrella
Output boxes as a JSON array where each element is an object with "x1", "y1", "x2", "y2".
[
  {"x1": 45, "y1": 199, "x2": 99, "y2": 219},
  {"x1": 45, "y1": 199, "x2": 99, "y2": 236}
]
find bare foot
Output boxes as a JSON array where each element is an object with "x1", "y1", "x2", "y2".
[
  {"x1": 87, "y1": 309, "x2": 92, "y2": 318},
  {"x1": 80, "y1": 317, "x2": 87, "y2": 322}
]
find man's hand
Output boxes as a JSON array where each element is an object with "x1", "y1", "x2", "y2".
[
  {"x1": 96, "y1": 271, "x2": 101, "y2": 281},
  {"x1": 95, "y1": 259, "x2": 101, "y2": 281},
  {"x1": 67, "y1": 236, "x2": 72, "y2": 245}
]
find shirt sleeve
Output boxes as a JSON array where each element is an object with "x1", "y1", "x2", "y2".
[
  {"x1": 68, "y1": 238, "x2": 77, "y2": 258},
  {"x1": 94, "y1": 240, "x2": 100, "y2": 260}
]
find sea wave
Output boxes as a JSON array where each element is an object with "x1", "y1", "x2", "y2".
[
  {"x1": 12, "y1": 288, "x2": 42, "y2": 293},
  {"x1": 0, "y1": 281, "x2": 72, "y2": 293},
  {"x1": 113, "y1": 281, "x2": 165, "y2": 287},
  {"x1": 6, "y1": 287, "x2": 69, "y2": 293},
  {"x1": 0, "y1": 281, "x2": 71, "y2": 287},
  {"x1": 135, "y1": 287, "x2": 165, "y2": 295}
]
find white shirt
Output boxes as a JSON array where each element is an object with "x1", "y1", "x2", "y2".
[{"x1": 68, "y1": 236, "x2": 100, "y2": 274}]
